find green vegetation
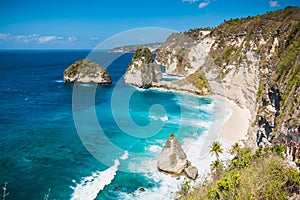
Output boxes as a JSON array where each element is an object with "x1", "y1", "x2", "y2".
[
  {"x1": 186, "y1": 69, "x2": 210, "y2": 92},
  {"x1": 132, "y1": 47, "x2": 153, "y2": 64},
  {"x1": 275, "y1": 21, "x2": 300, "y2": 107},
  {"x1": 177, "y1": 143, "x2": 300, "y2": 200},
  {"x1": 210, "y1": 141, "x2": 223, "y2": 161},
  {"x1": 64, "y1": 59, "x2": 101, "y2": 78}
]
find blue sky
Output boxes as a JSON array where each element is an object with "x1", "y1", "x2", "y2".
[{"x1": 0, "y1": 0, "x2": 299, "y2": 49}]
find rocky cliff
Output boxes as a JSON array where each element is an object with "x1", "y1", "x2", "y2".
[
  {"x1": 64, "y1": 59, "x2": 112, "y2": 84},
  {"x1": 125, "y1": 45, "x2": 210, "y2": 95},
  {"x1": 154, "y1": 7, "x2": 299, "y2": 149},
  {"x1": 124, "y1": 47, "x2": 162, "y2": 88}
]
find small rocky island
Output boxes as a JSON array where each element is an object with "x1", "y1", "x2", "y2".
[
  {"x1": 64, "y1": 59, "x2": 112, "y2": 84},
  {"x1": 124, "y1": 47, "x2": 162, "y2": 89},
  {"x1": 157, "y1": 134, "x2": 198, "y2": 180}
]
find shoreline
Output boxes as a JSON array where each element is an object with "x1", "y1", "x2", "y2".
[
  {"x1": 215, "y1": 95, "x2": 251, "y2": 143},
  {"x1": 138, "y1": 84, "x2": 251, "y2": 144},
  {"x1": 112, "y1": 85, "x2": 252, "y2": 199}
]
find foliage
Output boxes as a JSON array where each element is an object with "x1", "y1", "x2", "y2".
[
  {"x1": 132, "y1": 47, "x2": 153, "y2": 64},
  {"x1": 178, "y1": 144, "x2": 300, "y2": 200},
  {"x1": 210, "y1": 141, "x2": 223, "y2": 160},
  {"x1": 187, "y1": 69, "x2": 210, "y2": 92},
  {"x1": 175, "y1": 178, "x2": 193, "y2": 199},
  {"x1": 64, "y1": 59, "x2": 103, "y2": 78}
]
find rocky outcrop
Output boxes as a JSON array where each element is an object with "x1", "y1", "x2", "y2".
[
  {"x1": 157, "y1": 134, "x2": 198, "y2": 180},
  {"x1": 155, "y1": 6, "x2": 300, "y2": 150},
  {"x1": 156, "y1": 30, "x2": 212, "y2": 77},
  {"x1": 124, "y1": 47, "x2": 162, "y2": 89},
  {"x1": 64, "y1": 59, "x2": 112, "y2": 84}
]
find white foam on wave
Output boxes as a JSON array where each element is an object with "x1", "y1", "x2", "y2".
[
  {"x1": 120, "y1": 150, "x2": 129, "y2": 160},
  {"x1": 168, "y1": 117, "x2": 211, "y2": 129},
  {"x1": 224, "y1": 107, "x2": 232, "y2": 124},
  {"x1": 123, "y1": 156, "x2": 184, "y2": 200},
  {"x1": 70, "y1": 151, "x2": 129, "y2": 200},
  {"x1": 120, "y1": 131, "x2": 234, "y2": 200},
  {"x1": 53, "y1": 79, "x2": 64, "y2": 83},
  {"x1": 194, "y1": 101, "x2": 216, "y2": 113},
  {"x1": 149, "y1": 115, "x2": 168, "y2": 122},
  {"x1": 147, "y1": 145, "x2": 162, "y2": 153}
]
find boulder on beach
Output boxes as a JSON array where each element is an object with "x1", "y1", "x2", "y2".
[
  {"x1": 184, "y1": 166, "x2": 198, "y2": 180},
  {"x1": 64, "y1": 59, "x2": 112, "y2": 84}
]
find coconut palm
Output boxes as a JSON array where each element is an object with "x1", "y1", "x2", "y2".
[
  {"x1": 230, "y1": 142, "x2": 241, "y2": 156},
  {"x1": 210, "y1": 160, "x2": 223, "y2": 172},
  {"x1": 210, "y1": 141, "x2": 223, "y2": 161}
]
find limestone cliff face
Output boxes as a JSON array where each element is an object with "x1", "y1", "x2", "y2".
[
  {"x1": 124, "y1": 47, "x2": 162, "y2": 89},
  {"x1": 64, "y1": 59, "x2": 112, "y2": 84},
  {"x1": 156, "y1": 30, "x2": 212, "y2": 77},
  {"x1": 155, "y1": 7, "x2": 300, "y2": 147}
]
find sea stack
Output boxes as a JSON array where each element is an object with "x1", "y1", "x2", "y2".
[
  {"x1": 157, "y1": 134, "x2": 198, "y2": 180},
  {"x1": 124, "y1": 47, "x2": 162, "y2": 89},
  {"x1": 64, "y1": 59, "x2": 112, "y2": 84}
]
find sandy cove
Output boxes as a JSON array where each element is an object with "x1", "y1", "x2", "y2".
[{"x1": 215, "y1": 95, "x2": 252, "y2": 143}]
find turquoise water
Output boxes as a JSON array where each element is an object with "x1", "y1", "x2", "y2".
[{"x1": 0, "y1": 50, "x2": 214, "y2": 199}]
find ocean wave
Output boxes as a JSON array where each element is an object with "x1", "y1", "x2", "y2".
[
  {"x1": 70, "y1": 151, "x2": 129, "y2": 200},
  {"x1": 149, "y1": 115, "x2": 168, "y2": 122},
  {"x1": 120, "y1": 150, "x2": 129, "y2": 160},
  {"x1": 53, "y1": 79, "x2": 64, "y2": 83},
  {"x1": 120, "y1": 132, "x2": 235, "y2": 199},
  {"x1": 193, "y1": 101, "x2": 215, "y2": 113},
  {"x1": 168, "y1": 117, "x2": 211, "y2": 129},
  {"x1": 147, "y1": 145, "x2": 162, "y2": 153},
  {"x1": 224, "y1": 107, "x2": 232, "y2": 123}
]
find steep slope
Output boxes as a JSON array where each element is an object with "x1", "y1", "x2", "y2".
[
  {"x1": 155, "y1": 6, "x2": 300, "y2": 148},
  {"x1": 124, "y1": 47, "x2": 162, "y2": 88}
]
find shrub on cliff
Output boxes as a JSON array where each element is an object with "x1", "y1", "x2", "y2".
[{"x1": 177, "y1": 144, "x2": 300, "y2": 200}]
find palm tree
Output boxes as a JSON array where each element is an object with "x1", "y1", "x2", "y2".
[
  {"x1": 210, "y1": 160, "x2": 223, "y2": 172},
  {"x1": 230, "y1": 142, "x2": 240, "y2": 156},
  {"x1": 210, "y1": 141, "x2": 223, "y2": 161}
]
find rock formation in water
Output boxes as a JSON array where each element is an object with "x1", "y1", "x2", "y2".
[
  {"x1": 64, "y1": 59, "x2": 112, "y2": 84},
  {"x1": 124, "y1": 47, "x2": 162, "y2": 88},
  {"x1": 157, "y1": 134, "x2": 198, "y2": 180}
]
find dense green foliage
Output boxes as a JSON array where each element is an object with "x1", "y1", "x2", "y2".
[
  {"x1": 132, "y1": 47, "x2": 154, "y2": 63},
  {"x1": 186, "y1": 69, "x2": 210, "y2": 91},
  {"x1": 177, "y1": 144, "x2": 300, "y2": 200},
  {"x1": 64, "y1": 59, "x2": 102, "y2": 78}
]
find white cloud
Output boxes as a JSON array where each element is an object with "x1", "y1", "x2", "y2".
[
  {"x1": 0, "y1": 33, "x2": 11, "y2": 40},
  {"x1": 182, "y1": 0, "x2": 199, "y2": 3},
  {"x1": 269, "y1": 0, "x2": 280, "y2": 7},
  {"x1": 198, "y1": 0, "x2": 210, "y2": 8},
  {"x1": 0, "y1": 33, "x2": 78, "y2": 44},
  {"x1": 15, "y1": 34, "x2": 38, "y2": 43},
  {"x1": 67, "y1": 36, "x2": 77, "y2": 42},
  {"x1": 38, "y1": 36, "x2": 58, "y2": 43}
]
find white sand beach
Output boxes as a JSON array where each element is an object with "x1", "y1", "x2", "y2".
[{"x1": 218, "y1": 96, "x2": 251, "y2": 143}]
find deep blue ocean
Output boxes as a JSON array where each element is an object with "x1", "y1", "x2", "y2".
[{"x1": 0, "y1": 50, "x2": 215, "y2": 200}]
